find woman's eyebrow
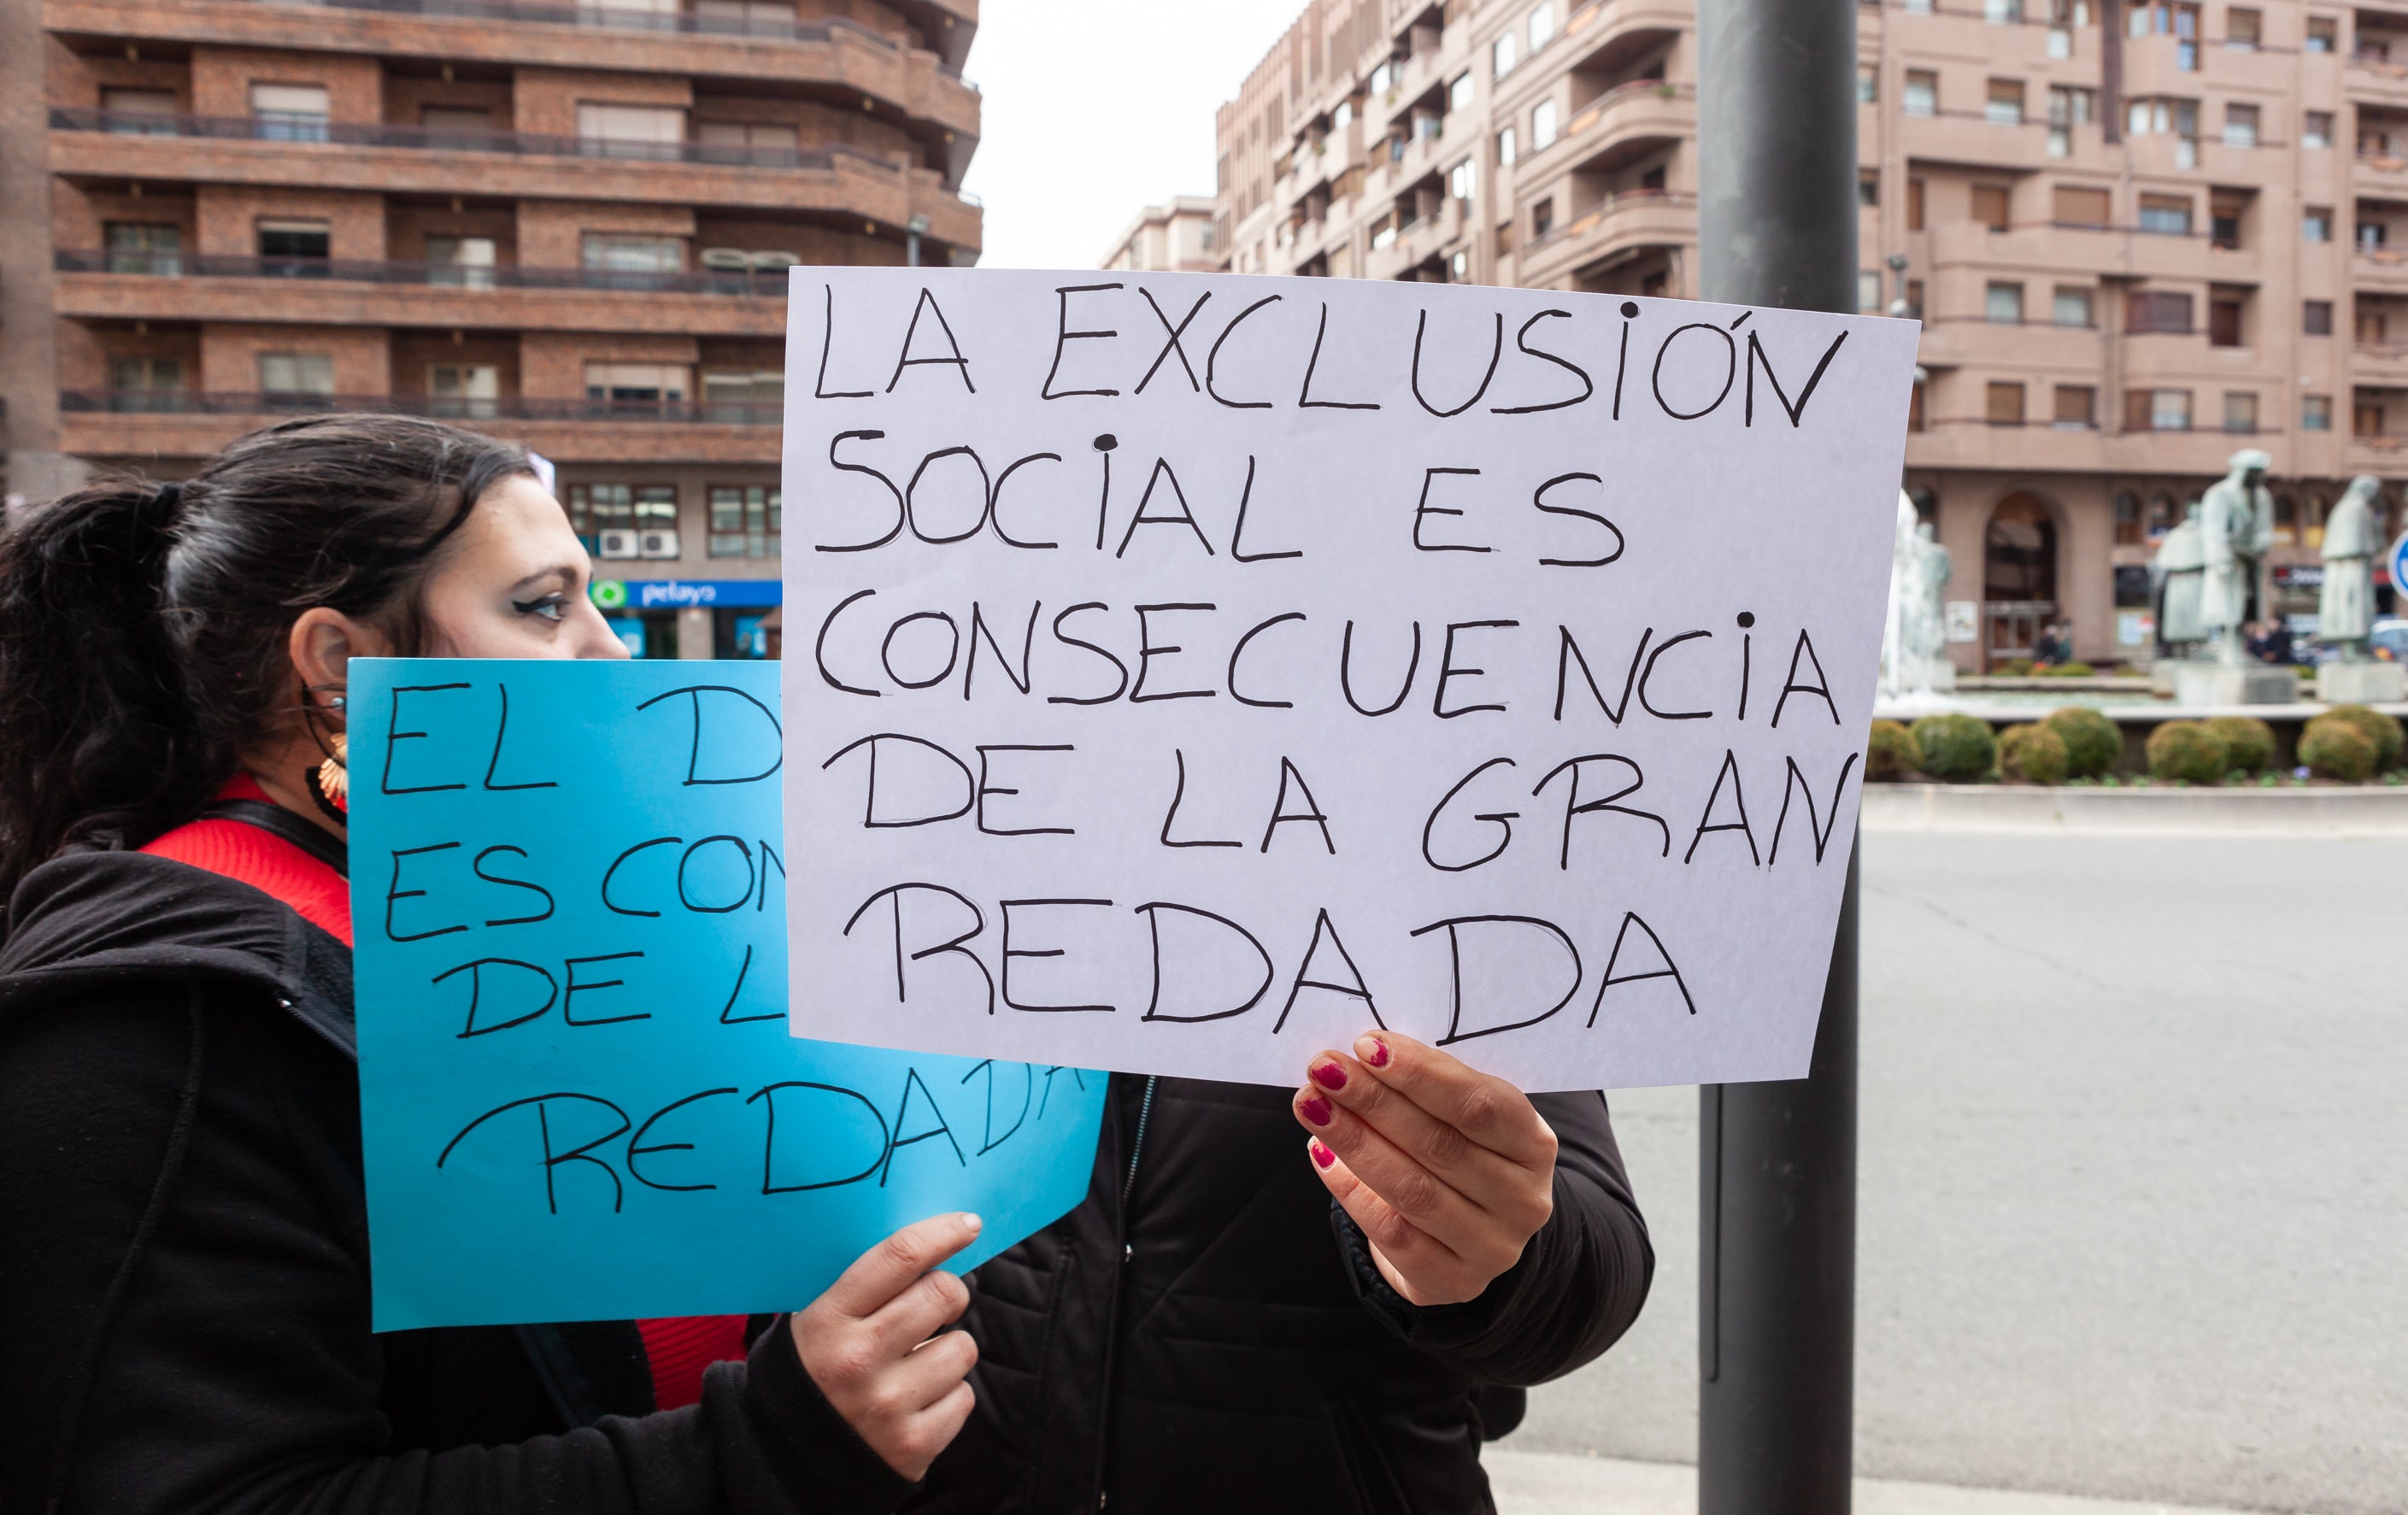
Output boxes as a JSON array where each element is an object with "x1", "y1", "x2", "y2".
[{"x1": 507, "y1": 566, "x2": 577, "y2": 596}]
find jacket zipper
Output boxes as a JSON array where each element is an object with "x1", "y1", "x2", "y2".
[{"x1": 1092, "y1": 1074, "x2": 1158, "y2": 1511}]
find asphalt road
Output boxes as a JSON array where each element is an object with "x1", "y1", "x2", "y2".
[{"x1": 1512, "y1": 831, "x2": 2408, "y2": 1515}]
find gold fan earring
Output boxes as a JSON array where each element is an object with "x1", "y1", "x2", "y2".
[{"x1": 316, "y1": 732, "x2": 350, "y2": 813}]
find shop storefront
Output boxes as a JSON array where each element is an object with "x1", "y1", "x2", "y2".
[{"x1": 589, "y1": 578, "x2": 780, "y2": 660}]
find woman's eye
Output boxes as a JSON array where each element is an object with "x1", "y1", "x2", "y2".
[{"x1": 513, "y1": 595, "x2": 568, "y2": 623}]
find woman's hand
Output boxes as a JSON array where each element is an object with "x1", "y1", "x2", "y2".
[
  {"x1": 1292, "y1": 1031, "x2": 1557, "y2": 1307},
  {"x1": 790, "y1": 1212, "x2": 983, "y2": 1481}
]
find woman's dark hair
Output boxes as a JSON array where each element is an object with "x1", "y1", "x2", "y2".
[{"x1": 0, "y1": 413, "x2": 533, "y2": 906}]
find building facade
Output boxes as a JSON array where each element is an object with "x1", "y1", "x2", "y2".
[
  {"x1": 1213, "y1": 0, "x2": 2406, "y2": 669},
  {"x1": 1102, "y1": 194, "x2": 1220, "y2": 272},
  {"x1": 0, "y1": 0, "x2": 982, "y2": 658}
]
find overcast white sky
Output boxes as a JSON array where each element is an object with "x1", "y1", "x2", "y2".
[{"x1": 959, "y1": 0, "x2": 1307, "y2": 271}]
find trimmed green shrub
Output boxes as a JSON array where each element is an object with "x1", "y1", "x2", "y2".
[
  {"x1": 1994, "y1": 657, "x2": 2035, "y2": 677},
  {"x1": 2203, "y1": 715, "x2": 2276, "y2": 776},
  {"x1": 2045, "y1": 707, "x2": 2121, "y2": 778},
  {"x1": 1865, "y1": 719, "x2": 1922, "y2": 782},
  {"x1": 1910, "y1": 713, "x2": 1997, "y2": 782},
  {"x1": 2036, "y1": 661, "x2": 2097, "y2": 678},
  {"x1": 2319, "y1": 703, "x2": 2405, "y2": 771},
  {"x1": 2299, "y1": 717, "x2": 2378, "y2": 782},
  {"x1": 2145, "y1": 721, "x2": 2229, "y2": 784},
  {"x1": 1998, "y1": 723, "x2": 2070, "y2": 784}
]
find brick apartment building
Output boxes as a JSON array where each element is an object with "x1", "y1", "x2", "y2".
[
  {"x1": 1213, "y1": 0, "x2": 2408, "y2": 670},
  {"x1": 0, "y1": 0, "x2": 980, "y2": 659}
]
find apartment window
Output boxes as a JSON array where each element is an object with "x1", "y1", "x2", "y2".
[
  {"x1": 1972, "y1": 184, "x2": 2012, "y2": 231},
  {"x1": 2222, "y1": 391, "x2": 2259, "y2": 432},
  {"x1": 2053, "y1": 385, "x2": 2096, "y2": 429},
  {"x1": 708, "y1": 484, "x2": 781, "y2": 557},
  {"x1": 1370, "y1": 62, "x2": 1394, "y2": 96},
  {"x1": 692, "y1": 0, "x2": 798, "y2": 26},
  {"x1": 2126, "y1": 388, "x2": 2192, "y2": 430},
  {"x1": 428, "y1": 363, "x2": 499, "y2": 420},
  {"x1": 1334, "y1": 100, "x2": 1354, "y2": 131},
  {"x1": 2359, "y1": 305, "x2": 2390, "y2": 343},
  {"x1": 1903, "y1": 71, "x2": 1937, "y2": 118},
  {"x1": 2136, "y1": 193, "x2": 2192, "y2": 234},
  {"x1": 1492, "y1": 31, "x2": 1517, "y2": 79},
  {"x1": 1859, "y1": 173, "x2": 1879, "y2": 207},
  {"x1": 426, "y1": 235, "x2": 497, "y2": 288},
  {"x1": 1906, "y1": 177, "x2": 1926, "y2": 230},
  {"x1": 1986, "y1": 381, "x2": 2027, "y2": 426},
  {"x1": 1908, "y1": 377, "x2": 1927, "y2": 431},
  {"x1": 2225, "y1": 7, "x2": 2259, "y2": 48},
  {"x1": 2052, "y1": 184, "x2": 2111, "y2": 226},
  {"x1": 1448, "y1": 158, "x2": 1476, "y2": 202},
  {"x1": 1529, "y1": 3, "x2": 1555, "y2": 50},
  {"x1": 2127, "y1": 289, "x2": 2194, "y2": 332},
  {"x1": 1449, "y1": 73, "x2": 1475, "y2": 112},
  {"x1": 1986, "y1": 0, "x2": 2023, "y2": 21},
  {"x1": 1530, "y1": 198, "x2": 1554, "y2": 238},
  {"x1": 2361, "y1": 220, "x2": 2388, "y2": 251},
  {"x1": 702, "y1": 368, "x2": 783, "y2": 420},
  {"x1": 2356, "y1": 400, "x2": 2386, "y2": 437},
  {"x1": 1905, "y1": 279, "x2": 1926, "y2": 320},
  {"x1": 2304, "y1": 298, "x2": 2335, "y2": 335},
  {"x1": 1905, "y1": 0, "x2": 1931, "y2": 12},
  {"x1": 104, "y1": 222, "x2": 181, "y2": 275},
  {"x1": 1986, "y1": 79, "x2": 2026, "y2": 126},
  {"x1": 2302, "y1": 394, "x2": 2334, "y2": 431},
  {"x1": 100, "y1": 87, "x2": 179, "y2": 135},
  {"x1": 2211, "y1": 191, "x2": 2245, "y2": 250},
  {"x1": 108, "y1": 356, "x2": 185, "y2": 408},
  {"x1": 1858, "y1": 64, "x2": 1877, "y2": 103},
  {"x1": 576, "y1": 103, "x2": 685, "y2": 156},
  {"x1": 2305, "y1": 111, "x2": 2334, "y2": 150},
  {"x1": 2047, "y1": 85, "x2": 2095, "y2": 156},
  {"x1": 1530, "y1": 98, "x2": 1559, "y2": 150},
  {"x1": 420, "y1": 105, "x2": 492, "y2": 141},
  {"x1": 2305, "y1": 207, "x2": 2333, "y2": 242},
  {"x1": 2208, "y1": 291, "x2": 2245, "y2": 346},
  {"x1": 584, "y1": 361, "x2": 690, "y2": 410},
  {"x1": 567, "y1": 483, "x2": 678, "y2": 556},
  {"x1": 2113, "y1": 490, "x2": 2142, "y2": 544},
  {"x1": 250, "y1": 84, "x2": 331, "y2": 142},
  {"x1": 1495, "y1": 126, "x2": 1518, "y2": 165},
  {"x1": 257, "y1": 219, "x2": 331, "y2": 273},
  {"x1": 2223, "y1": 103, "x2": 2258, "y2": 149},
  {"x1": 259, "y1": 352, "x2": 335, "y2": 398},
  {"x1": 1495, "y1": 220, "x2": 1515, "y2": 255},
  {"x1": 1985, "y1": 281, "x2": 2025, "y2": 323},
  {"x1": 2306, "y1": 17, "x2": 2336, "y2": 51},
  {"x1": 2053, "y1": 285, "x2": 2094, "y2": 326},
  {"x1": 696, "y1": 120, "x2": 801, "y2": 161},
  {"x1": 583, "y1": 233, "x2": 684, "y2": 285},
  {"x1": 1859, "y1": 271, "x2": 1883, "y2": 314}
]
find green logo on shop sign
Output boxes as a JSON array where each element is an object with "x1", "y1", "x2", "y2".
[{"x1": 590, "y1": 579, "x2": 628, "y2": 612}]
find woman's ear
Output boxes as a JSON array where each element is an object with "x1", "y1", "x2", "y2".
[{"x1": 289, "y1": 607, "x2": 394, "y2": 707}]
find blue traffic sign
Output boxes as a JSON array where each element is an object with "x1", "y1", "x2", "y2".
[{"x1": 2390, "y1": 531, "x2": 2408, "y2": 596}]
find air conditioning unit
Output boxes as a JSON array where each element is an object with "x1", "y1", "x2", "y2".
[
  {"x1": 638, "y1": 527, "x2": 681, "y2": 560},
  {"x1": 596, "y1": 528, "x2": 640, "y2": 561}
]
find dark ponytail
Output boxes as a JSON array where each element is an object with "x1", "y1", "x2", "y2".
[{"x1": 0, "y1": 413, "x2": 533, "y2": 908}]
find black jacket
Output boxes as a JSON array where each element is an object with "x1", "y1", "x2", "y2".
[
  {"x1": 0, "y1": 850, "x2": 910, "y2": 1514},
  {"x1": 906, "y1": 1071, "x2": 1653, "y2": 1514}
]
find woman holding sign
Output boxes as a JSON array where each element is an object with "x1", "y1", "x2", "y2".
[{"x1": 0, "y1": 416, "x2": 979, "y2": 1512}]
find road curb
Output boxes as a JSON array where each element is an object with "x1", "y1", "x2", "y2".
[{"x1": 1859, "y1": 782, "x2": 2408, "y2": 836}]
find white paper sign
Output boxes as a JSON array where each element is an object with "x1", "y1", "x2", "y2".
[{"x1": 782, "y1": 270, "x2": 1918, "y2": 1092}]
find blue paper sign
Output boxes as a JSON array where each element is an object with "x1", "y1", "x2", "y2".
[{"x1": 346, "y1": 658, "x2": 1107, "y2": 1332}]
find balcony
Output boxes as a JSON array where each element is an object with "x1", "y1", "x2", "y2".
[
  {"x1": 2346, "y1": 52, "x2": 2408, "y2": 105},
  {"x1": 2357, "y1": 150, "x2": 2408, "y2": 197},
  {"x1": 47, "y1": 109, "x2": 981, "y2": 247},
  {"x1": 2351, "y1": 341, "x2": 2408, "y2": 386},
  {"x1": 1528, "y1": 80, "x2": 1694, "y2": 178},
  {"x1": 45, "y1": 0, "x2": 981, "y2": 143},
  {"x1": 55, "y1": 388, "x2": 782, "y2": 463},
  {"x1": 1516, "y1": 187, "x2": 1695, "y2": 286},
  {"x1": 1924, "y1": 218, "x2": 2256, "y2": 285},
  {"x1": 1365, "y1": 200, "x2": 1464, "y2": 281},
  {"x1": 2353, "y1": 245, "x2": 2408, "y2": 290},
  {"x1": 53, "y1": 250, "x2": 791, "y2": 334},
  {"x1": 1892, "y1": 108, "x2": 2058, "y2": 173}
]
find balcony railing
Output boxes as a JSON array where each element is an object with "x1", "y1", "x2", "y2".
[
  {"x1": 214, "y1": 0, "x2": 974, "y2": 79},
  {"x1": 56, "y1": 249, "x2": 793, "y2": 294},
  {"x1": 48, "y1": 108, "x2": 895, "y2": 173},
  {"x1": 59, "y1": 390, "x2": 783, "y2": 424},
  {"x1": 1521, "y1": 188, "x2": 1697, "y2": 258}
]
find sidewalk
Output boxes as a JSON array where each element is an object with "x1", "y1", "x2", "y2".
[{"x1": 1486, "y1": 1450, "x2": 2311, "y2": 1515}]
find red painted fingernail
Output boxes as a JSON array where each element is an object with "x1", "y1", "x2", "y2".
[
  {"x1": 1300, "y1": 1095, "x2": 1332, "y2": 1126},
  {"x1": 1309, "y1": 1139, "x2": 1336, "y2": 1170},
  {"x1": 1358, "y1": 1036, "x2": 1390, "y2": 1068},
  {"x1": 1309, "y1": 1061, "x2": 1348, "y2": 1090}
]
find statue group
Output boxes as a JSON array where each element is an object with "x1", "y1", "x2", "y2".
[{"x1": 2151, "y1": 450, "x2": 2399, "y2": 704}]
